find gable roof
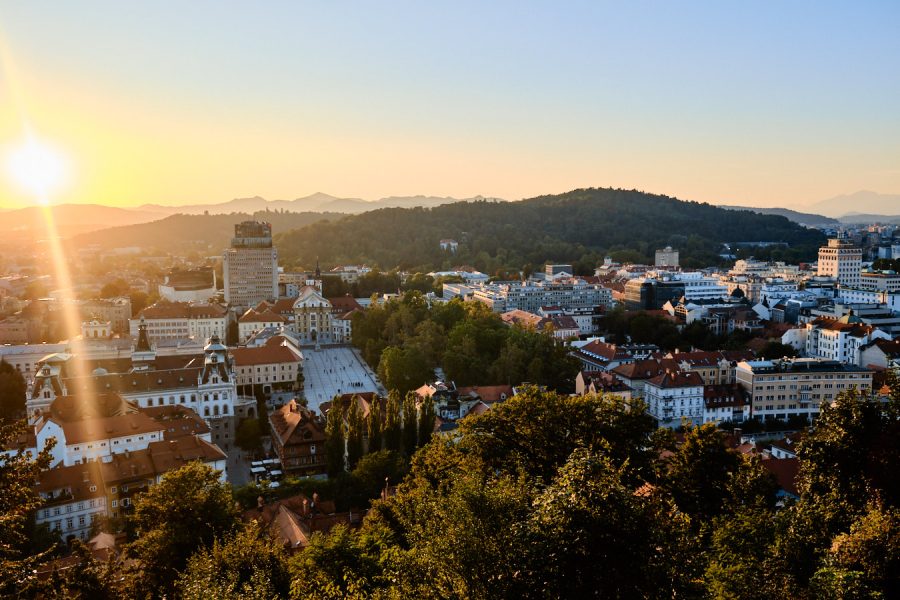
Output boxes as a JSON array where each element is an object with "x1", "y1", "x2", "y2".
[{"x1": 269, "y1": 400, "x2": 326, "y2": 447}]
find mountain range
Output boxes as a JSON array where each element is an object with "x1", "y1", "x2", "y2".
[
  {"x1": 805, "y1": 190, "x2": 900, "y2": 218},
  {"x1": 134, "y1": 193, "x2": 501, "y2": 217},
  {"x1": 2, "y1": 190, "x2": 897, "y2": 245}
]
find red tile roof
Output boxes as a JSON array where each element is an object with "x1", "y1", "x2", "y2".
[
  {"x1": 647, "y1": 371, "x2": 704, "y2": 388},
  {"x1": 230, "y1": 344, "x2": 301, "y2": 367}
]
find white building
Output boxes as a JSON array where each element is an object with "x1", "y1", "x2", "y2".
[
  {"x1": 644, "y1": 371, "x2": 705, "y2": 429},
  {"x1": 129, "y1": 302, "x2": 229, "y2": 344},
  {"x1": 472, "y1": 279, "x2": 613, "y2": 313},
  {"x1": 818, "y1": 238, "x2": 862, "y2": 288},
  {"x1": 158, "y1": 268, "x2": 217, "y2": 303},
  {"x1": 803, "y1": 313, "x2": 891, "y2": 364}
]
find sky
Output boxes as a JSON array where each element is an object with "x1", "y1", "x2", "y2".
[{"x1": 0, "y1": 1, "x2": 898, "y2": 209}]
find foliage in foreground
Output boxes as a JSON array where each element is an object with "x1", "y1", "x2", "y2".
[{"x1": 6, "y1": 380, "x2": 900, "y2": 598}]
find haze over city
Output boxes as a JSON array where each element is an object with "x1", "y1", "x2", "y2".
[{"x1": 1, "y1": 1, "x2": 898, "y2": 211}]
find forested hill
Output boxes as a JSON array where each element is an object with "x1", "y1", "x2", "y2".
[
  {"x1": 69, "y1": 210, "x2": 340, "y2": 253},
  {"x1": 274, "y1": 188, "x2": 827, "y2": 272}
]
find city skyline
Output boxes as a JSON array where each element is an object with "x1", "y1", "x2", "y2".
[{"x1": 1, "y1": 2, "x2": 899, "y2": 210}]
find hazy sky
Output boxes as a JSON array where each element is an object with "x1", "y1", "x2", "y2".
[{"x1": 0, "y1": 1, "x2": 898, "y2": 209}]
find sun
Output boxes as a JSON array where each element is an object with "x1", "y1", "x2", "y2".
[{"x1": 5, "y1": 135, "x2": 69, "y2": 203}]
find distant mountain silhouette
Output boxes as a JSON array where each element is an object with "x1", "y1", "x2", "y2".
[
  {"x1": 719, "y1": 205, "x2": 838, "y2": 226},
  {"x1": 0, "y1": 204, "x2": 161, "y2": 240},
  {"x1": 136, "y1": 194, "x2": 500, "y2": 216},
  {"x1": 68, "y1": 210, "x2": 340, "y2": 252},
  {"x1": 807, "y1": 190, "x2": 900, "y2": 218}
]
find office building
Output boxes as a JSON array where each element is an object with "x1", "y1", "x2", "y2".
[{"x1": 223, "y1": 221, "x2": 279, "y2": 308}]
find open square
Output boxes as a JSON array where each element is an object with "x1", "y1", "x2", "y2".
[{"x1": 301, "y1": 346, "x2": 384, "y2": 413}]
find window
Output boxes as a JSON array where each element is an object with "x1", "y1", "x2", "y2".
[
  {"x1": 111, "y1": 500, "x2": 118, "y2": 508},
  {"x1": 111, "y1": 486, "x2": 117, "y2": 494}
]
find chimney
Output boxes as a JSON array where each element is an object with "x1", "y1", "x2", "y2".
[{"x1": 82, "y1": 471, "x2": 89, "y2": 483}]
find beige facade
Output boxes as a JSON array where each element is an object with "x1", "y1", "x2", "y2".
[{"x1": 736, "y1": 358, "x2": 872, "y2": 421}]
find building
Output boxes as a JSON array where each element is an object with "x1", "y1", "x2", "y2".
[
  {"x1": 655, "y1": 246, "x2": 679, "y2": 268},
  {"x1": 574, "y1": 371, "x2": 632, "y2": 399},
  {"x1": 857, "y1": 338, "x2": 900, "y2": 372},
  {"x1": 130, "y1": 302, "x2": 229, "y2": 343},
  {"x1": 623, "y1": 278, "x2": 685, "y2": 310},
  {"x1": 28, "y1": 329, "x2": 254, "y2": 449},
  {"x1": 545, "y1": 264, "x2": 574, "y2": 279},
  {"x1": 238, "y1": 308, "x2": 287, "y2": 344},
  {"x1": 857, "y1": 270, "x2": 900, "y2": 293},
  {"x1": 158, "y1": 267, "x2": 217, "y2": 303},
  {"x1": 571, "y1": 339, "x2": 659, "y2": 372},
  {"x1": 439, "y1": 239, "x2": 459, "y2": 253},
  {"x1": 735, "y1": 358, "x2": 873, "y2": 422},
  {"x1": 35, "y1": 462, "x2": 107, "y2": 541},
  {"x1": 472, "y1": 279, "x2": 612, "y2": 313},
  {"x1": 660, "y1": 350, "x2": 755, "y2": 385},
  {"x1": 817, "y1": 238, "x2": 862, "y2": 288},
  {"x1": 703, "y1": 383, "x2": 750, "y2": 425},
  {"x1": 293, "y1": 285, "x2": 334, "y2": 344},
  {"x1": 268, "y1": 399, "x2": 327, "y2": 475},
  {"x1": 231, "y1": 338, "x2": 302, "y2": 394},
  {"x1": 802, "y1": 312, "x2": 891, "y2": 364},
  {"x1": 644, "y1": 370, "x2": 705, "y2": 428},
  {"x1": 81, "y1": 319, "x2": 111, "y2": 340},
  {"x1": 223, "y1": 221, "x2": 279, "y2": 308}
]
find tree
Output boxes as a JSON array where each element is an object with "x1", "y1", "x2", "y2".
[
  {"x1": 0, "y1": 420, "x2": 55, "y2": 597},
  {"x1": 459, "y1": 387, "x2": 657, "y2": 484},
  {"x1": 324, "y1": 399, "x2": 346, "y2": 477},
  {"x1": 366, "y1": 397, "x2": 383, "y2": 453},
  {"x1": 383, "y1": 390, "x2": 402, "y2": 453},
  {"x1": 417, "y1": 396, "x2": 436, "y2": 448},
  {"x1": 758, "y1": 341, "x2": 799, "y2": 360},
  {"x1": 289, "y1": 524, "x2": 384, "y2": 599},
  {"x1": 377, "y1": 346, "x2": 433, "y2": 395},
  {"x1": 99, "y1": 278, "x2": 129, "y2": 298},
  {"x1": 402, "y1": 393, "x2": 418, "y2": 457},
  {"x1": 663, "y1": 423, "x2": 740, "y2": 524},
  {"x1": 346, "y1": 396, "x2": 364, "y2": 470},
  {"x1": 234, "y1": 418, "x2": 262, "y2": 453},
  {"x1": 350, "y1": 450, "x2": 408, "y2": 503},
  {"x1": 178, "y1": 523, "x2": 291, "y2": 600},
  {"x1": 127, "y1": 462, "x2": 239, "y2": 596},
  {"x1": 526, "y1": 448, "x2": 689, "y2": 598},
  {"x1": 0, "y1": 360, "x2": 26, "y2": 422},
  {"x1": 36, "y1": 539, "x2": 124, "y2": 600},
  {"x1": 810, "y1": 503, "x2": 900, "y2": 599}
]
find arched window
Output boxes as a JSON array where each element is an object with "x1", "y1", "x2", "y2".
[
  {"x1": 222, "y1": 404, "x2": 229, "y2": 415},
  {"x1": 213, "y1": 405, "x2": 220, "y2": 416},
  {"x1": 204, "y1": 406, "x2": 210, "y2": 417}
]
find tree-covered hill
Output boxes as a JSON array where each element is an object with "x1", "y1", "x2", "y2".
[
  {"x1": 274, "y1": 188, "x2": 827, "y2": 272},
  {"x1": 68, "y1": 210, "x2": 340, "y2": 254}
]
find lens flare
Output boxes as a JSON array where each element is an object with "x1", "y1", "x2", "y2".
[{"x1": 5, "y1": 135, "x2": 69, "y2": 203}]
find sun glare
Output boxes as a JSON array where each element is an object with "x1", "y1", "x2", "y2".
[{"x1": 5, "y1": 135, "x2": 68, "y2": 202}]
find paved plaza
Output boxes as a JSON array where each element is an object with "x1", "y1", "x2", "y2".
[{"x1": 302, "y1": 346, "x2": 384, "y2": 413}]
